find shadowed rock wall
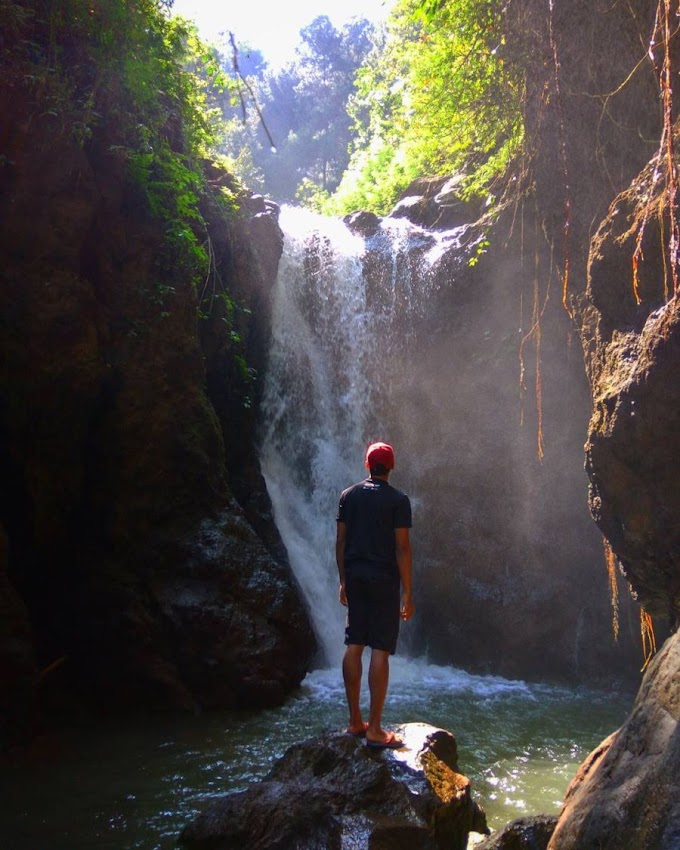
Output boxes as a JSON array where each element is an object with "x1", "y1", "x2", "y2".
[{"x1": 0, "y1": 3, "x2": 315, "y2": 746}]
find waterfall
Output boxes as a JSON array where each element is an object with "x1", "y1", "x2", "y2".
[{"x1": 260, "y1": 206, "x2": 471, "y2": 665}]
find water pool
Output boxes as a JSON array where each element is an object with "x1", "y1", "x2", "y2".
[{"x1": 2, "y1": 658, "x2": 632, "y2": 849}]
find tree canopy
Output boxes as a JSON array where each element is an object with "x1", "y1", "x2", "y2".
[
  {"x1": 217, "y1": 0, "x2": 530, "y2": 216},
  {"x1": 94, "y1": 0, "x2": 662, "y2": 226},
  {"x1": 219, "y1": 16, "x2": 375, "y2": 207}
]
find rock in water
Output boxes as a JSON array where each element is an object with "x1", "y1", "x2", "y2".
[
  {"x1": 547, "y1": 627, "x2": 680, "y2": 850},
  {"x1": 179, "y1": 722, "x2": 488, "y2": 850},
  {"x1": 475, "y1": 815, "x2": 558, "y2": 850}
]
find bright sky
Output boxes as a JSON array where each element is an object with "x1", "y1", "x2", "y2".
[{"x1": 171, "y1": 0, "x2": 395, "y2": 67}]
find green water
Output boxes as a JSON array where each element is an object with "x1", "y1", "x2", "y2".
[{"x1": 2, "y1": 659, "x2": 632, "y2": 850}]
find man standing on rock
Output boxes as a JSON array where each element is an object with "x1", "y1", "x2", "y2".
[{"x1": 336, "y1": 441, "x2": 414, "y2": 749}]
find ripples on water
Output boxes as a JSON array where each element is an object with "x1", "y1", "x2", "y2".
[{"x1": 2, "y1": 658, "x2": 632, "y2": 850}]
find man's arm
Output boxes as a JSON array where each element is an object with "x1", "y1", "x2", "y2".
[
  {"x1": 336, "y1": 521, "x2": 348, "y2": 606},
  {"x1": 395, "y1": 527, "x2": 414, "y2": 621}
]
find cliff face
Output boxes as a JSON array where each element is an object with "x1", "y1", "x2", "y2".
[
  {"x1": 0, "y1": 4, "x2": 315, "y2": 746},
  {"x1": 512, "y1": 2, "x2": 680, "y2": 845},
  {"x1": 542, "y1": 127, "x2": 680, "y2": 850}
]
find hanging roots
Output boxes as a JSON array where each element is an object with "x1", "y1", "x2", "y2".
[
  {"x1": 547, "y1": 0, "x2": 572, "y2": 316},
  {"x1": 518, "y1": 212, "x2": 550, "y2": 460},
  {"x1": 603, "y1": 539, "x2": 620, "y2": 642},
  {"x1": 632, "y1": 0, "x2": 680, "y2": 303},
  {"x1": 640, "y1": 608, "x2": 657, "y2": 672}
]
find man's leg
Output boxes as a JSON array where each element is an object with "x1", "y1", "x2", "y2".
[
  {"x1": 366, "y1": 648, "x2": 391, "y2": 743},
  {"x1": 342, "y1": 643, "x2": 366, "y2": 734}
]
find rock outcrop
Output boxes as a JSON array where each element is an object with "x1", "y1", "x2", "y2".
[
  {"x1": 179, "y1": 723, "x2": 489, "y2": 850},
  {"x1": 389, "y1": 176, "x2": 481, "y2": 230},
  {"x1": 0, "y1": 1, "x2": 315, "y2": 745},
  {"x1": 547, "y1": 628, "x2": 680, "y2": 849},
  {"x1": 538, "y1": 118, "x2": 680, "y2": 850},
  {"x1": 580, "y1": 142, "x2": 680, "y2": 628}
]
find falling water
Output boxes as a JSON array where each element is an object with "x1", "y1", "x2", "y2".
[
  {"x1": 259, "y1": 207, "x2": 368, "y2": 664},
  {"x1": 259, "y1": 205, "x2": 471, "y2": 662}
]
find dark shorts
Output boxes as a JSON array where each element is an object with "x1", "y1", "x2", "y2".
[{"x1": 344, "y1": 571, "x2": 401, "y2": 654}]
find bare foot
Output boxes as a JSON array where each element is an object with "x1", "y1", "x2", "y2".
[
  {"x1": 347, "y1": 721, "x2": 369, "y2": 737},
  {"x1": 365, "y1": 730, "x2": 404, "y2": 749}
]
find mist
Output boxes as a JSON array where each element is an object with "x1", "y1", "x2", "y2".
[{"x1": 259, "y1": 204, "x2": 639, "y2": 685}]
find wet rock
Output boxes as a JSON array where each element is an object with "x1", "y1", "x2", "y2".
[
  {"x1": 547, "y1": 627, "x2": 680, "y2": 849},
  {"x1": 388, "y1": 176, "x2": 480, "y2": 230},
  {"x1": 179, "y1": 722, "x2": 489, "y2": 850},
  {"x1": 476, "y1": 815, "x2": 558, "y2": 850},
  {"x1": 344, "y1": 210, "x2": 382, "y2": 237}
]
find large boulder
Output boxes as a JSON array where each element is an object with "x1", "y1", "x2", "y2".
[
  {"x1": 580, "y1": 141, "x2": 680, "y2": 625},
  {"x1": 151, "y1": 511, "x2": 317, "y2": 709},
  {"x1": 547, "y1": 627, "x2": 680, "y2": 849},
  {"x1": 179, "y1": 723, "x2": 489, "y2": 850}
]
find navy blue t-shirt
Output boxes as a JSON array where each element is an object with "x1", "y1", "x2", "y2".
[{"x1": 337, "y1": 477, "x2": 412, "y2": 578}]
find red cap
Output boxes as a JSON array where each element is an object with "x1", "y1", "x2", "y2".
[{"x1": 365, "y1": 442, "x2": 395, "y2": 471}]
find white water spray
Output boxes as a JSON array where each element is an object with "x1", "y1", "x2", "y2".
[
  {"x1": 260, "y1": 206, "x2": 470, "y2": 665},
  {"x1": 260, "y1": 208, "x2": 370, "y2": 665}
]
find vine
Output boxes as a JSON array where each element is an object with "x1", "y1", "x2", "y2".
[
  {"x1": 632, "y1": 0, "x2": 680, "y2": 303},
  {"x1": 640, "y1": 608, "x2": 657, "y2": 671},
  {"x1": 518, "y1": 210, "x2": 551, "y2": 460},
  {"x1": 547, "y1": 0, "x2": 572, "y2": 317},
  {"x1": 603, "y1": 539, "x2": 621, "y2": 642}
]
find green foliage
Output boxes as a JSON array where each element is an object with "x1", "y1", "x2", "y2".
[
  {"x1": 108, "y1": 6, "x2": 233, "y2": 284},
  {"x1": 219, "y1": 16, "x2": 375, "y2": 206},
  {"x1": 324, "y1": 138, "x2": 417, "y2": 216},
  {"x1": 198, "y1": 286, "x2": 257, "y2": 408},
  {"x1": 329, "y1": 0, "x2": 525, "y2": 215},
  {"x1": 468, "y1": 237, "x2": 490, "y2": 267},
  {"x1": 11, "y1": 0, "x2": 241, "y2": 287},
  {"x1": 218, "y1": 118, "x2": 265, "y2": 193},
  {"x1": 4, "y1": 0, "x2": 261, "y2": 394},
  {"x1": 295, "y1": 178, "x2": 330, "y2": 212}
]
